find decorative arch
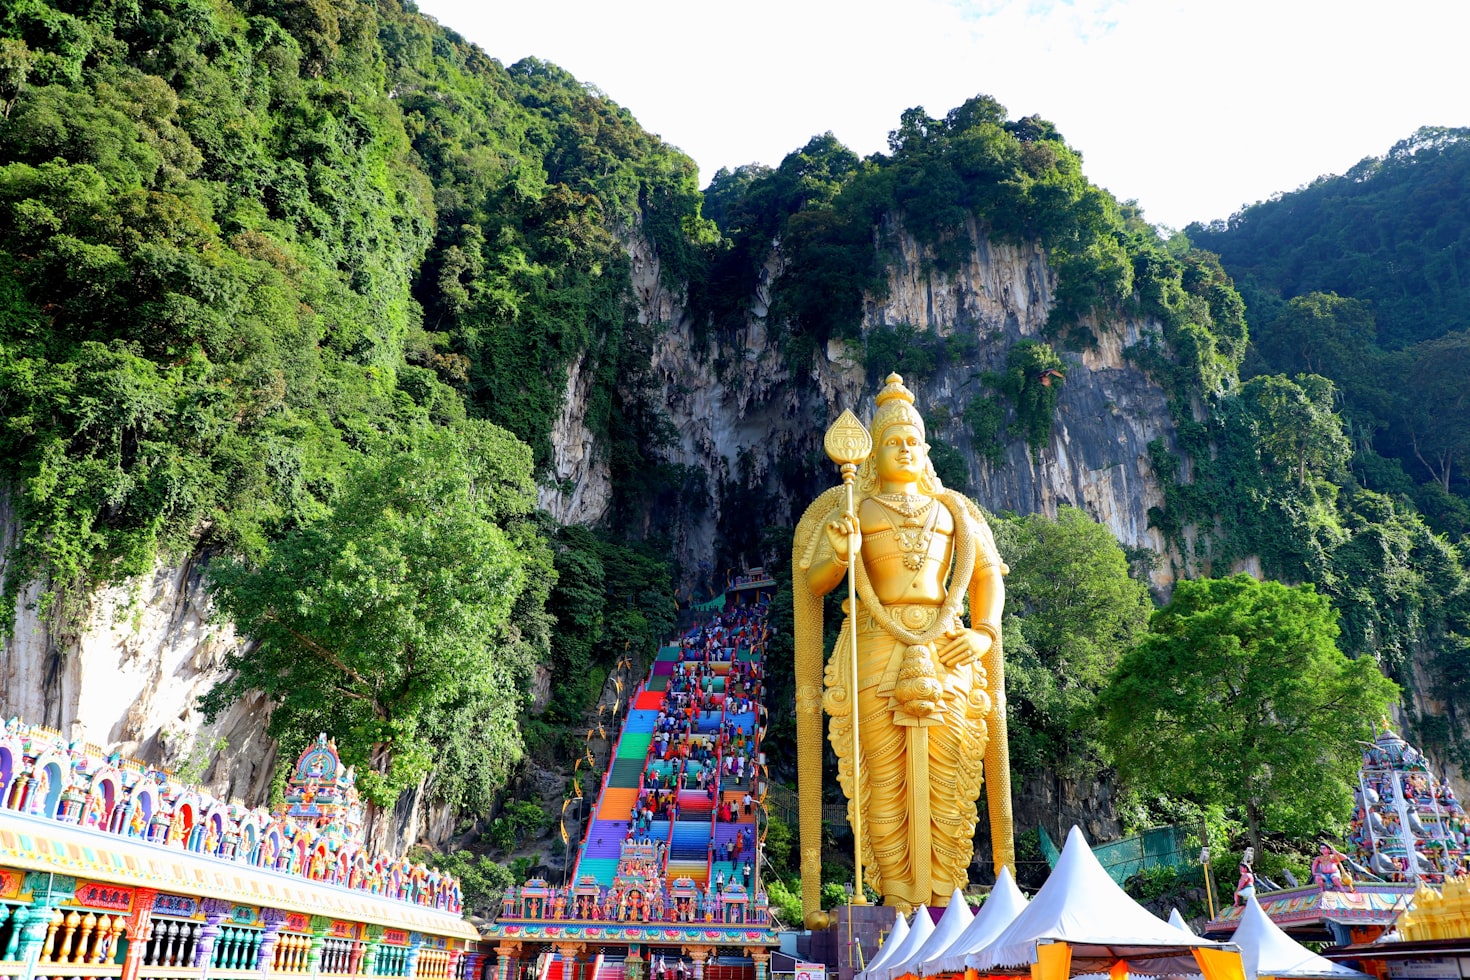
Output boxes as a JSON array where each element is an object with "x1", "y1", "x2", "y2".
[
  {"x1": 124, "y1": 785, "x2": 157, "y2": 837},
  {"x1": 0, "y1": 741, "x2": 20, "y2": 807},
  {"x1": 30, "y1": 755, "x2": 69, "y2": 819},
  {"x1": 259, "y1": 827, "x2": 282, "y2": 868},
  {"x1": 86, "y1": 770, "x2": 123, "y2": 829},
  {"x1": 173, "y1": 799, "x2": 197, "y2": 843},
  {"x1": 239, "y1": 820, "x2": 259, "y2": 863}
]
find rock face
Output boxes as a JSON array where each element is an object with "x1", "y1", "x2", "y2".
[
  {"x1": 606, "y1": 217, "x2": 1183, "y2": 590},
  {"x1": 0, "y1": 495, "x2": 276, "y2": 805}
]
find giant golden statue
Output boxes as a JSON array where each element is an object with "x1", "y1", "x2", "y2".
[{"x1": 793, "y1": 373, "x2": 1014, "y2": 923}]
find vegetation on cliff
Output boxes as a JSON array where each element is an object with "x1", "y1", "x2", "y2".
[
  {"x1": 0, "y1": 0, "x2": 692, "y2": 808},
  {"x1": 1158, "y1": 130, "x2": 1470, "y2": 775}
]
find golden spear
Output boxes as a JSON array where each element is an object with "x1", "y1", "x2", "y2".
[{"x1": 824, "y1": 408, "x2": 873, "y2": 905}]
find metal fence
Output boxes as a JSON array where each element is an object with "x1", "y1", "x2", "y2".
[{"x1": 1038, "y1": 824, "x2": 1190, "y2": 884}]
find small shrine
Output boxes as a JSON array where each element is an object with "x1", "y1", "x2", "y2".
[
  {"x1": 1207, "y1": 722, "x2": 1467, "y2": 943},
  {"x1": 282, "y1": 733, "x2": 363, "y2": 832},
  {"x1": 1397, "y1": 874, "x2": 1470, "y2": 941},
  {"x1": 1348, "y1": 722, "x2": 1467, "y2": 882}
]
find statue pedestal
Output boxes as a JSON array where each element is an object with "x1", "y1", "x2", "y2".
[{"x1": 817, "y1": 905, "x2": 903, "y2": 980}]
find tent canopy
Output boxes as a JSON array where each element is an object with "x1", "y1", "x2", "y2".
[
  {"x1": 968, "y1": 827, "x2": 1237, "y2": 976},
  {"x1": 1231, "y1": 897, "x2": 1368, "y2": 980},
  {"x1": 887, "y1": 889, "x2": 974, "y2": 980},
  {"x1": 863, "y1": 906, "x2": 932, "y2": 980},
  {"x1": 1169, "y1": 910, "x2": 1194, "y2": 936},
  {"x1": 935, "y1": 867, "x2": 1030, "y2": 974},
  {"x1": 861, "y1": 910, "x2": 911, "y2": 979}
]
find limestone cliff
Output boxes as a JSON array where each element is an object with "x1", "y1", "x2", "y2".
[
  {"x1": 605, "y1": 216, "x2": 1183, "y2": 591},
  {"x1": 0, "y1": 494, "x2": 460, "y2": 853},
  {"x1": 0, "y1": 494, "x2": 276, "y2": 803},
  {"x1": 0, "y1": 215, "x2": 1173, "y2": 854}
]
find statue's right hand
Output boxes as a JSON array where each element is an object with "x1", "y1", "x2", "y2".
[{"x1": 825, "y1": 511, "x2": 860, "y2": 561}]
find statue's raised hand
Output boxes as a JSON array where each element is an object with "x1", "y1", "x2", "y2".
[{"x1": 825, "y1": 510, "x2": 861, "y2": 562}]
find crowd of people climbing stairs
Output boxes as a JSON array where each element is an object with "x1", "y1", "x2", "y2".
[{"x1": 496, "y1": 593, "x2": 776, "y2": 926}]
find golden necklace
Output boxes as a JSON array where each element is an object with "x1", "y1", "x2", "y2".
[
  {"x1": 873, "y1": 492, "x2": 933, "y2": 520},
  {"x1": 872, "y1": 495, "x2": 940, "y2": 571}
]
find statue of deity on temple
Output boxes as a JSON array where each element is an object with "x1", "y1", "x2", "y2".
[{"x1": 793, "y1": 373, "x2": 1014, "y2": 921}]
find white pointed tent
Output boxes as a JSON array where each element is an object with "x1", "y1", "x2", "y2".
[
  {"x1": 935, "y1": 868, "x2": 1031, "y2": 974},
  {"x1": 860, "y1": 910, "x2": 912, "y2": 980},
  {"x1": 1231, "y1": 897, "x2": 1368, "y2": 980},
  {"x1": 967, "y1": 827, "x2": 1243, "y2": 980},
  {"x1": 886, "y1": 889, "x2": 975, "y2": 980},
  {"x1": 862, "y1": 906, "x2": 933, "y2": 980},
  {"x1": 1169, "y1": 911, "x2": 1194, "y2": 936}
]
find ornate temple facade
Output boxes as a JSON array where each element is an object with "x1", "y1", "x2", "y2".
[{"x1": 0, "y1": 724, "x2": 479, "y2": 980}]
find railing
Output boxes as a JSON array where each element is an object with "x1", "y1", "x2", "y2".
[
  {"x1": 212, "y1": 927, "x2": 265, "y2": 971},
  {"x1": 36, "y1": 910, "x2": 127, "y2": 975}
]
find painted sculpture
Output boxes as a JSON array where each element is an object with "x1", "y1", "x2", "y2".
[{"x1": 1347, "y1": 722, "x2": 1467, "y2": 883}]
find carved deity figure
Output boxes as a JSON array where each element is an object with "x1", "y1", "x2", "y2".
[{"x1": 794, "y1": 374, "x2": 1014, "y2": 916}]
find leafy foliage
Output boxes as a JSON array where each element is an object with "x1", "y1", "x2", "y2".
[
  {"x1": 202, "y1": 421, "x2": 550, "y2": 807},
  {"x1": 993, "y1": 507, "x2": 1153, "y2": 776},
  {"x1": 0, "y1": 0, "x2": 708, "y2": 818},
  {"x1": 422, "y1": 850, "x2": 515, "y2": 918},
  {"x1": 542, "y1": 524, "x2": 676, "y2": 726},
  {"x1": 1189, "y1": 127, "x2": 1470, "y2": 350},
  {"x1": 1102, "y1": 575, "x2": 1400, "y2": 849}
]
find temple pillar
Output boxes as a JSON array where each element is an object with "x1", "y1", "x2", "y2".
[
  {"x1": 748, "y1": 950, "x2": 770, "y2": 980},
  {"x1": 194, "y1": 898, "x2": 232, "y2": 969},
  {"x1": 555, "y1": 943, "x2": 585, "y2": 980},
  {"x1": 116, "y1": 889, "x2": 156, "y2": 980},
  {"x1": 349, "y1": 938, "x2": 369, "y2": 976},
  {"x1": 495, "y1": 942, "x2": 522, "y2": 980},
  {"x1": 256, "y1": 908, "x2": 288, "y2": 972},
  {"x1": 18, "y1": 902, "x2": 60, "y2": 980},
  {"x1": 624, "y1": 945, "x2": 644, "y2": 980},
  {"x1": 306, "y1": 921, "x2": 330, "y2": 975},
  {"x1": 406, "y1": 938, "x2": 424, "y2": 979},
  {"x1": 684, "y1": 947, "x2": 712, "y2": 980}
]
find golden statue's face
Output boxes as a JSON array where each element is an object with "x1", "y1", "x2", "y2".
[{"x1": 874, "y1": 423, "x2": 927, "y2": 486}]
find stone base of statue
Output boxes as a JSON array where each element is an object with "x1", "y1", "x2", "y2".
[{"x1": 802, "y1": 904, "x2": 904, "y2": 980}]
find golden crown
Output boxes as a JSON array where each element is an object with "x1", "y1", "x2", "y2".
[{"x1": 870, "y1": 373, "x2": 925, "y2": 441}]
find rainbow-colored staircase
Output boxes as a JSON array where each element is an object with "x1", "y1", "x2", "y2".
[{"x1": 572, "y1": 614, "x2": 769, "y2": 892}]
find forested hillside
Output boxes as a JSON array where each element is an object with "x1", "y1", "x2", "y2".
[
  {"x1": 1180, "y1": 130, "x2": 1470, "y2": 779},
  {"x1": 1189, "y1": 128, "x2": 1470, "y2": 530},
  {"x1": 0, "y1": 0, "x2": 685, "y2": 819},
  {"x1": 1, "y1": 0, "x2": 1466, "y2": 888}
]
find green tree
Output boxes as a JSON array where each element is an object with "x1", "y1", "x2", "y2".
[
  {"x1": 1393, "y1": 330, "x2": 1470, "y2": 492},
  {"x1": 992, "y1": 506, "x2": 1152, "y2": 774},
  {"x1": 1253, "y1": 293, "x2": 1378, "y2": 384},
  {"x1": 423, "y1": 850, "x2": 515, "y2": 918},
  {"x1": 1101, "y1": 575, "x2": 1399, "y2": 852},
  {"x1": 996, "y1": 340, "x2": 1066, "y2": 456},
  {"x1": 202, "y1": 420, "x2": 551, "y2": 812},
  {"x1": 1240, "y1": 374, "x2": 1352, "y2": 490}
]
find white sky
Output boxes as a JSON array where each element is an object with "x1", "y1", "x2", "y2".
[{"x1": 415, "y1": 0, "x2": 1470, "y2": 230}]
